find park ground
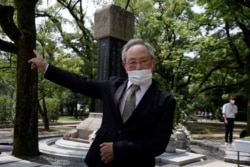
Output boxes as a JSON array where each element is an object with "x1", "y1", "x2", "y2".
[
  {"x1": 0, "y1": 117, "x2": 247, "y2": 148},
  {"x1": 0, "y1": 117, "x2": 248, "y2": 166}
]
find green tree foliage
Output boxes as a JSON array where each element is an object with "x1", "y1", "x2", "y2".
[
  {"x1": 114, "y1": 0, "x2": 250, "y2": 129},
  {"x1": 41, "y1": 98, "x2": 60, "y2": 122},
  {"x1": 193, "y1": 0, "x2": 250, "y2": 134},
  {"x1": 34, "y1": 0, "x2": 98, "y2": 122},
  {"x1": 0, "y1": 52, "x2": 16, "y2": 102},
  {"x1": 115, "y1": 0, "x2": 202, "y2": 123},
  {"x1": 0, "y1": 0, "x2": 97, "y2": 156},
  {"x1": 0, "y1": 95, "x2": 14, "y2": 122},
  {"x1": 1, "y1": 0, "x2": 250, "y2": 158},
  {"x1": 0, "y1": 0, "x2": 39, "y2": 156}
]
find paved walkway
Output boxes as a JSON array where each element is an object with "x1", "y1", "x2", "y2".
[
  {"x1": 0, "y1": 121, "x2": 249, "y2": 167},
  {"x1": 1, "y1": 138, "x2": 250, "y2": 167},
  {"x1": 0, "y1": 153, "x2": 60, "y2": 167}
]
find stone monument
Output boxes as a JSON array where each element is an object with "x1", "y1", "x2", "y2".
[
  {"x1": 165, "y1": 134, "x2": 176, "y2": 153},
  {"x1": 175, "y1": 129, "x2": 189, "y2": 149},
  {"x1": 64, "y1": 4, "x2": 135, "y2": 142}
]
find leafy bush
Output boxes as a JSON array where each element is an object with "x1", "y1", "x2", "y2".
[
  {"x1": 0, "y1": 95, "x2": 14, "y2": 122},
  {"x1": 45, "y1": 98, "x2": 60, "y2": 122}
]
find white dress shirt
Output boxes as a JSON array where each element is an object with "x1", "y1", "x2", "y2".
[{"x1": 222, "y1": 102, "x2": 237, "y2": 118}]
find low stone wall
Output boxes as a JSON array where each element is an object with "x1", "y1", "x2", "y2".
[{"x1": 189, "y1": 140, "x2": 225, "y2": 157}]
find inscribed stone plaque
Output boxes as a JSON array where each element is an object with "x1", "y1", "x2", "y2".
[{"x1": 94, "y1": 5, "x2": 134, "y2": 41}]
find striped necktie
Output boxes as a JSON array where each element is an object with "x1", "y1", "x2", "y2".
[{"x1": 122, "y1": 85, "x2": 140, "y2": 122}]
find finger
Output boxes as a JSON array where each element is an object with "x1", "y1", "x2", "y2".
[
  {"x1": 28, "y1": 58, "x2": 33, "y2": 64},
  {"x1": 33, "y1": 49, "x2": 42, "y2": 58},
  {"x1": 101, "y1": 157, "x2": 109, "y2": 164},
  {"x1": 31, "y1": 63, "x2": 37, "y2": 70},
  {"x1": 100, "y1": 143, "x2": 108, "y2": 148},
  {"x1": 100, "y1": 154, "x2": 106, "y2": 162},
  {"x1": 28, "y1": 50, "x2": 39, "y2": 64}
]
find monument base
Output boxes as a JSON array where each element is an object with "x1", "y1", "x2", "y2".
[{"x1": 63, "y1": 112, "x2": 102, "y2": 142}]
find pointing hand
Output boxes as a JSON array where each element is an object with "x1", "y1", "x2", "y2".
[{"x1": 28, "y1": 50, "x2": 48, "y2": 72}]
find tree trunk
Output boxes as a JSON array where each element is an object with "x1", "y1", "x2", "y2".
[
  {"x1": 38, "y1": 97, "x2": 50, "y2": 131},
  {"x1": 12, "y1": 0, "x2": 39, "y2": 156},
  {"x1": 244, "y1": 44, "x2": 250, "y2": 136},
  {"x1": 234, "y1": 9, "x2": 250, "y2": 136},
  {"x1": 246, "y1": 51, "x2": 250, "y2": 136},
  {"x1": 41, "y1": 97, "x2": 50, "y2": 130}
]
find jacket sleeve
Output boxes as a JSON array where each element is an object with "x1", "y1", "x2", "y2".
[{"x1": 44, "y1": 64, "x2": 103, "y2": 99}]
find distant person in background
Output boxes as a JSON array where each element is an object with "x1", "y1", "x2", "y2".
[{"x1": 222, "y1": 96, "x2": 238, "y2": 146}]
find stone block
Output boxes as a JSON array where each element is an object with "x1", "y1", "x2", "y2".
[
  {"x1": 176, "y1": 140, "x2": 188, "y2": 149},
  {"x1": 175, "y1": 129, "x2": 187, "y2": 140},
  {"x1": 63, "y1": 129, "x2": 78, "y2": 139},
  {"x1": 165, "y1": 135, "x2": 176, "y2": 153},
  {"x1": 94, "y1": 4, "x2": 134, "y2": 41},
  {"x1": 76, "y1": 113, "x2": 102, "y2": 139}
]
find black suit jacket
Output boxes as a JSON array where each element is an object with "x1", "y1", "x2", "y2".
[{"x1": 45, "y1": 65, "x2": 176, "y2": 167}]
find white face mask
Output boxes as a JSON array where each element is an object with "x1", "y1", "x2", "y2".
[
  {"x1": 127, "y1": 69, "x2": 152, "y2": 86},
  {"x1": 230, "y1": 99, "x2": 235, "y2": 104}
]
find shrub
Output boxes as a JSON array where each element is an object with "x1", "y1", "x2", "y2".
[
  {"x1": 45, "y1": 98, "x2": 60, "y2": 122},
  {"x1": 0, "y1": 95, "x2": 14, "y2": 122}
]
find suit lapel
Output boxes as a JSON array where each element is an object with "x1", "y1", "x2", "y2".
[
  {"x1": 114, "y1": 81, "x2": 127, "y2": 109},
  {"x1": 113, "y1": 81, "x2": 127, "y2": 124},
  {"x1": 134, "y1": 83, "x2": 156, "y2": 114}
]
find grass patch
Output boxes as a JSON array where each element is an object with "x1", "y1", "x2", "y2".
[
  {"x1": 243, "y1": 136, "x2": 250, "y2": 141},
  {"x1": 58, "y1": 116, "x2": 82, "y2": 122}
]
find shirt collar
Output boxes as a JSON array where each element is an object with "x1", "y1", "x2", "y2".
[{"x1": 126, "y1": 80, "x2": 152, "y2": 92}]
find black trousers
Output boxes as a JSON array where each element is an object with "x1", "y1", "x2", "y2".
[{"x1": 225, "y1": 118, "x2": 235, "y2": 143}]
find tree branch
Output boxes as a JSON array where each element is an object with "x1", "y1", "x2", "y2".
[
  {"x1": 0, "y1": 38, "x2": 18, "y2": 53},
  {"x1": 0, "y1": 5, "x2": 21, "y2": 43},
  {"x1": 235, "y1": 0, "x2": 250, "y2": 8},
  {"x1": 199, "y1": 80, "x2": 246, "y2": 93},
  {"x1": 225, "y1": 20, "x2": 245, "y2": 68},
  {"x1": 124, "y1": 0, "x2": 130, "y2": 11}
]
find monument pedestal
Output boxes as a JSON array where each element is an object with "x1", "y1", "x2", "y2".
[
  {"x1": 63, "y1": 112, "x2": 102, "y2": 143},
  {"x1": 175, "y1": 129, "x2": 188, "y2": 149},
  {"x1": 76, "y1": 112, "x2": 102, "y2": 139},
  {"x1": 165, "y1": 134, "x2": 176, "y2": 153}
]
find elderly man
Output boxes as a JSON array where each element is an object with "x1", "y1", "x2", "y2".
[{"x1": 28, "y1": 38, "x2": 176, "y2": 167}]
